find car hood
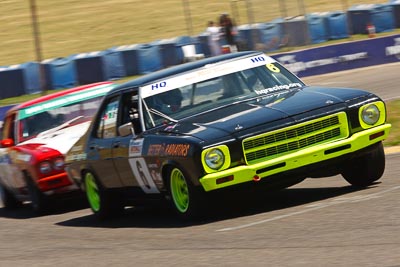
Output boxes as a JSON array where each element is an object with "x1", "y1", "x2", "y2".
[
  {"x1": 160, "y1": 86, "x2": 373, "y2": 140},
  {"x1": 18, "y1": 121, "x2": 91, "y2": 155}
]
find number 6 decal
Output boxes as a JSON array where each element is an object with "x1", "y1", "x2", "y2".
[{"x1": 129, "y1": 158, "x2": 160, "y2": 193}]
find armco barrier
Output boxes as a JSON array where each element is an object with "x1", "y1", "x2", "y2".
[{"x1": 272, "y1": 34, "x2": 400, "y2": 77}]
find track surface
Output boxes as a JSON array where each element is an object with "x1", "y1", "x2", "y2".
[{"x1": 1, "y1": 63, "x2": 399, "y2": 267}]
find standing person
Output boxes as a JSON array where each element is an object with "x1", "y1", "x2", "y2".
[
  {"x1": 220, "y1": 13, "x2": 238, "y2": 53},
  {"x1": 206, "y1": 21, "x2": 221, "y2": 57}
]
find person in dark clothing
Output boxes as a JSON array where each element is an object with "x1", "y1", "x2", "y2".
[{"x1": 219, "y1": 13, "x2": 237, "y2": 53}]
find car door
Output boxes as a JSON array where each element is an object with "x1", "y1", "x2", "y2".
[
  {"x1": 87, "y1": 95, "x2": 124, "y2": 189},
  {"x1": 112, "y1": 90, "x2": 160, "y2": 194}
]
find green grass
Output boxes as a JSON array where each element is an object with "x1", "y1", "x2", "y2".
[{"x1": 385, "y1": 100, "x2": 400, "y2": 146}]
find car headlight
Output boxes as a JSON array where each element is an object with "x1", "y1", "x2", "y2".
[
  {"x1": 53, "y1": 157, "x2": 65, "y2": 170},
  {"x1": 362, "y1": 104, "x2": 380, "y2": 125},
  {"x1": 202, "y1": 145, "x2": 231, "y2": 173},
  {"x1": 39, "y1": 161, "x2": 52, "y2": 174},
  {"x1": 359, "y1": 101, "x2": 386, "y2": 129}
]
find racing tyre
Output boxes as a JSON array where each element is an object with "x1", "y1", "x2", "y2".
[
  {"x1": 168, "y1": 167, "x2": 206, "y2": 220},
  {"x1": 341, "y1": 142, "x2": 385, "y2": 187},
  {"x1": 26, "y1": 175, "x2": 49, "y2": 214},
  {"x1": 84, "y1": 171, "x2": 124, "y2": 220},
  {"x1": 0, "y1": 183, "x2": 22, "y2": 209}
]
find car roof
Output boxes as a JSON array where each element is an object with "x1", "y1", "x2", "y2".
[
  {"x1": 110, "y1": 51, "x2": 262, "y2": 94},
  {"x1": 9, "y1": 81, "x2": 113, "y2": 112}
]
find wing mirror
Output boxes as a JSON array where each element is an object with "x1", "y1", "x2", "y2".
[
  {"x1": 118, "y1": 123, "x2": 135, "y2": 137},
  {"x1": 1, "y1": 138, "x2": 14, "y2": 148}
]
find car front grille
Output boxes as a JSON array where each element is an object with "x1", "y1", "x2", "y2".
[{"x1": 243, "y1": 112, "x2": 349, "y2": 164}]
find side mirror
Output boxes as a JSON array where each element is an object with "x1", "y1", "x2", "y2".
[
  {"x1": 1, "y1": 138, "x2": 14, "y2": 148},
  {"x1": 118, "y1": 123, "x2": 135, "y2": 137}
]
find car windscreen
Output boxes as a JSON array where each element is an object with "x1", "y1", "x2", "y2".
[
  {"x1": 18, "y1": 96, "x2": 104, "y2": 142},
  {"x1": 142, "y1": 61, "x2": 304, "y2": 128}
]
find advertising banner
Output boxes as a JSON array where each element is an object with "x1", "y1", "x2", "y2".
[{"x1": 272, "y1": 34, "x2": 400, "y2": 77}]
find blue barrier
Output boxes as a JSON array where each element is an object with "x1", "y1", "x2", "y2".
[
  {"x1": 272, "y1": 34, "x2": 400, "y2": 77},
  {"x1": 42, "y1": 57, "x2": 77, "y2": 89}
]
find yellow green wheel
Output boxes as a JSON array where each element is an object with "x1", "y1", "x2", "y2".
[
  {"x1": 170, "y1": 168, "x2": 189, "y2": 213},
  {"x1": 85, "y1": 172, "x2": 100, "y2": 212}
]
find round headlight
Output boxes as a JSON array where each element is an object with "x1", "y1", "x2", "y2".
[
  {"x1": 205, "y1": 148, "x2": 225, "y2": 170},
  {"x1": 39, "y1": 161, "x2": 52, "y2": 174},
  {"x1": 362, "y1": 104, "x2": 380, "y2": 125},
  {"x1": 53, "y1": 157, "x2": 65, "y2": 170}
]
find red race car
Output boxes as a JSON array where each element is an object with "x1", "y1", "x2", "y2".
[{"x1": 0, "y1": 82, "x2": 116, "y2": 213}]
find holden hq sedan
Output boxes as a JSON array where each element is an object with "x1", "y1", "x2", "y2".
[
  {"x1": 0, "y1": 82, "x2": 116, "y2": 213},
  {"x1": 65, "y1": 51, "x2": 391, "y2": 220}
]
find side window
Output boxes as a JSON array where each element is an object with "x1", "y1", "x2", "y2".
[
  {"x1": 95, "y1": 97, "x2": 119, "y2": 139},
  {"x1": 120, "y1": 91, "x2": 141, "y2": 134}
]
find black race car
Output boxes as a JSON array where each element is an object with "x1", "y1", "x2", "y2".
[{"x1": 65, "y1": 51, "x2": 391, "y2": 220}]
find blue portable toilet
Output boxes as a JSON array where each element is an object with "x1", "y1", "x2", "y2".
[
  {"x1": 348, "y1": 4, "x2": 375, "y2": 34},
  {"x1": 279, "y1": 16, "x2": 311, "y2": 46},
  {"x1": 256, "y1": 21, "x2": 283, "y2": 51},
  {"x1": 371, "y1": 4, "x2": 395, "y2": 33},
  {"x1": 307, "y1": 13, "x2": 328, "y2": 44},
  {"x1": 116, "y1": 43, "x2": 162, "y2": 76},
  {"x1": 152, "y1": 38, "x2": 181, "y2": 67},
  {"x1": 197, "y1": 33, "x2": 212, "y2": 57},
  {"x1": 389, "y1": 0, "x2": 400, "y2": 28},
  {"x1": 324, "y1": 11, "x2": 349, "y2": 39},
  {"x1": 72, "y1": 51, "x2": 106, "y2": 85},
  {"x1": 237, "y1": 24, "x2": 257, "y2": 50},
  {"x1": 42, "y1": 57, "x2": 77, "y2": 90},
  {"x1": 20, "y1": 62, "x2": 41, "y2": 94},
  {"x1": 102, "y1": 48, "x2": 126, "y2": 80},
  {"x1": 0, "y1": 65, "x2": 25, "y2": 98}
]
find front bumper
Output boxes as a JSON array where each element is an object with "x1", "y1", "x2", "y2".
[{"x1": 199, "y1": 123, "x2": 391, "y2": 192}]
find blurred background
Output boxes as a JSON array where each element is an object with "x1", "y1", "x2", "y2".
[
  {"x1": 0, "y1": 0, "x2": 395, "y2": 65},
  {"x1": 0, "y1": 0, "x2": 399, "y2": 98}
]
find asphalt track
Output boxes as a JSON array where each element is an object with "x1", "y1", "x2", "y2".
[{"x1": 0, "y1": 63, "x2": 399, "y2": 267}]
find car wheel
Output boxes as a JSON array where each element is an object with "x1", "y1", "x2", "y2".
[
  {"x1": 84, "y1": 171, "x2": 124, "y2": 220},
  {"x1": 26, "y1": 175, "x2": 49, "y2": 214},
  {"x1": 341, "y1": 142, "x2": 385, "y2": 187},
  {"x1": 169, "y1": 167, "x2": 205, "y2": 220},
  {"x1": 0, "y1": 183, "x2": 22, "y2": 209}
]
